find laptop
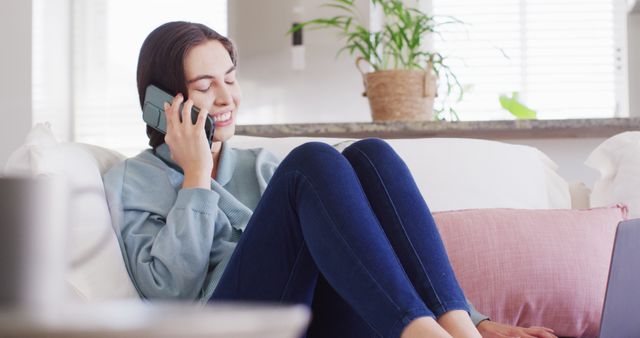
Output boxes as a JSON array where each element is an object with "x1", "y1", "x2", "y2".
[{"x1": 597, "y1": 218, "x2": 640, "y2": 338}]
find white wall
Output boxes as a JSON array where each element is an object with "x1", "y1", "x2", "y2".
[{"x1": 0, "y1": 0, "x2": 32, "y2": 168}]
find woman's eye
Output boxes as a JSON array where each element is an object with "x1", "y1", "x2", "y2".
[
  {"x1": 225, "y1": 80, "x2": 235, "y2": 85},
  {"x1": 196, "y1": 85, "x2": 211, "y2": 93}
]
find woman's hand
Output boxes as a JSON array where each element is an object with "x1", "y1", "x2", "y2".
[
  {"x1": 164, "y1": 93, "x2": 213, "y2": 189},
  {"x1": 477, "y1": 320, "x2": 557, "y2": 338}
]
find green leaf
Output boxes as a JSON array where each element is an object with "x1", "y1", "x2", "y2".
[
  {"x1": 332, "y1": 0, "x2": 355, "y2": 5},
  {"x1": 344, "y1": 17, "x2": 353, "y2": 33},
  {"x1": 499, "y1": 92, "x2": 538, "y2": 119}
]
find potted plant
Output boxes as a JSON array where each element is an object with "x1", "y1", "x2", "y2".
[{"x1": 290, "y1": 0, "x2": 462, "y2": 121}]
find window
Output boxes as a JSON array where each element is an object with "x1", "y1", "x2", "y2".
[
  {"x1": 72, "y1": 0, "x2": 227, "y2": 156},
  {"x1": 432, "y1": 0, "x2": 628, "y2": 120}
]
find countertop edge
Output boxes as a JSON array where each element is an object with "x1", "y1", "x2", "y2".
[{"x1": 236, "y1": 118, "x2": 640, "y2": 140}]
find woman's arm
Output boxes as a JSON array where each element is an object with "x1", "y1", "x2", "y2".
[
  {"x1": 467, "y1": 300, "x2": 557, "y2": 338},
  {"x1": 121, "y1": 187, "x2": 220, "y2": 299},
  {"x1": 118, "y1": 94, "x2": 222, "y2": 299}
]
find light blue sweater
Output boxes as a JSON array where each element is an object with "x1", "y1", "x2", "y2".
[
  {"x1": 103, "y1": 142, "x2": 489, "y2": 324},
  {"x1": 103, "y1": 142, "x2": 279, "y2": 300}
]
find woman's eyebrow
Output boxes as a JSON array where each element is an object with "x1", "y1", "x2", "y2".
[{"x1": 187, "y1": 65, "x2": 236, "y2": 84}]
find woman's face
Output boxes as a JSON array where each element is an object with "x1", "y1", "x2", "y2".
[{"x1": 183, "y1": 39, "x2": 241, "y2": 144}]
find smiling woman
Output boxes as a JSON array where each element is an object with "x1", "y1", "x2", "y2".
[
  {"x1": 183, "y1": 50, "x2": 238, "y2": 131},
  {"x1": 136, "y1": 24, "x2": 239, "y2": 151}
]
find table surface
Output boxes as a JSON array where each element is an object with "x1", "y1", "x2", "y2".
[{"x1": 0, "y1": 301, "x2": 310, "y2": 338}]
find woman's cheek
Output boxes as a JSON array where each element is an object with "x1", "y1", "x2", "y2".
[
  {"x1": 194, "y1": 93, "x2": 215, "y2": 111},
  {"x1": 232, "y1": 85, "x2": 242, "y2": 105},
  {"x1": 189, "y1": 90, "x2": 213, "y2": 109}
]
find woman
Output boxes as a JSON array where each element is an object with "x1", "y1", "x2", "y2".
[{"x1": 104, "y1": 21, "x2": 556, "y2": 338}]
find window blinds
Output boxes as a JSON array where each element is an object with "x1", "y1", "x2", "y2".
[{"x1": 432, "y1": 0, "x2": 627, "y2": 120}]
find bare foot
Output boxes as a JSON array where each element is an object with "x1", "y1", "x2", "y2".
[{"x1": 401, "y1": 316, "x2": 452, "y2": 338}]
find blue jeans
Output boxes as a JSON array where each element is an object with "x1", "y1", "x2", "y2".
[{"x1": 210, "y1": 139, "x2": 468, "y2": 338}]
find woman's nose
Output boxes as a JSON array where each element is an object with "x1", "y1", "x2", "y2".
[{"x1": 214, "y1": 84, "x2": 232, "y2": 106}]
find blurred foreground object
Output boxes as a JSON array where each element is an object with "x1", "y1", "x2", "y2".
[
  {"x1": 0, "y1": 177, "x2": 67, "y2": 321},
  {"x1": 0, "y1": 301, "x2": 310, "y2": 338}
]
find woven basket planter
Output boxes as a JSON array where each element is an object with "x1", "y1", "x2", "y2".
[{"x1": 358, "y1": 58, "x2": 437, "y2": 121}]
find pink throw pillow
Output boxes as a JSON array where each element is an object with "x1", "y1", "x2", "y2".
[{"x1": 433, "y1": 206, "x2": 627, "y2": 338}]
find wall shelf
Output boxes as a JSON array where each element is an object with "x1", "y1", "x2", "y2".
[{"x1": 236, "y1": 118, "x2": 640, "y2": 140}]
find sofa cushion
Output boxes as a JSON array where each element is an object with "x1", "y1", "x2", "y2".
[
  {"x1": 433, "y1": 205, "x2": 627, "y2": 338},
  {"x1": 586, "y1": 131, "x2": 640, "y2": 218},
  {"x1": 4, "y1": 123, "x2": 139, "y2": 301},
  {"x1": 230, "y1": 136, "x2": 571, "y2": 211}
]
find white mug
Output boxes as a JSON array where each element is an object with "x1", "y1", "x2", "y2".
[{"x1": 0, "y1": 177, "x2": 67, "y2": 318}]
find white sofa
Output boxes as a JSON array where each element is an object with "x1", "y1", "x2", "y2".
[{"x1": 4, "y1": 124, "x2": 640, "y2": 337}]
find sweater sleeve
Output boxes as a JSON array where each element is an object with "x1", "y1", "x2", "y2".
[
  {"x1": 255, "y1": 148, "x2": 281, "y2": 194},
  {"x1": 121, "y1": 188, "x2": 220, "y2": 300}
]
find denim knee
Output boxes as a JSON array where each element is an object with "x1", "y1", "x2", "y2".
[
  {"x1": 344, "y1": 138, "x2": 393, "y2": 156},
  {"x1": 282, "y1": 142, "x2": 344, "y2": 171},
  {"x1": 290, "y1": 141, "x2": 338, "y2": 156}
]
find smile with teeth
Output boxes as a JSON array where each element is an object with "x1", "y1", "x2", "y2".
[{"x1": 212, "y1": 112, "x2": 232, "y2": 122}]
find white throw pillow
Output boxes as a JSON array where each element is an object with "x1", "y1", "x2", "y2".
[
  {"x1": 586, "y1": 131, "x2": 640, "y2": 218},
  {"x1": 385, "y1": 138, "x2": 570, "y2": 211},
  {"x1": 4, "y1": 123, "x2": 139, "y2": 301},
  {"x1": 229, "y1": 136, "x2": 353, "y2": 160},
  {"x1": 229, "y1": 136, "x2": 570, "y2": 211}
]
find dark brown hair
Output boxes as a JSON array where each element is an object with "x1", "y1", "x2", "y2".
[{"x1": 136, "y1": 21, "x2": 237, "y2": 149}]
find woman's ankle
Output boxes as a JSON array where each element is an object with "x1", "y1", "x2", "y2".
[
  {"x1": 437, "y1": 310, "x2": 482, "y2": 338},
  {"x1": 401, "y1": 316, "x2": 452, "y2": 338}
]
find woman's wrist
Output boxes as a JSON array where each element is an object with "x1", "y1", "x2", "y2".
[
  {"x1": 182, "y1": 169, "x2": 211, "y2": 189},
  {"x1": 476, "y1": 319, "x2": 490, "y2": 328}
]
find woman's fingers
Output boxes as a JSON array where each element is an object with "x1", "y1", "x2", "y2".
[
  {"x1": 530, "y1": 326, "x2": 555, "y2": 333},
  {"x1": 196, "y1": 107, "x2": 208, "y2": 128},
  {"x1": 181, "y1": 99, "x2": 194, "y2": 126},
  {"x1": 525, "y1": 327, "x2": 557, "y2": 338},
  {"x1": 165, "y1": 94, "x2": 206, "y2": 140},
  {"x1": 171, "y1": 93, "x2": 183, "y2": 120},
  {"x1": 166, "y1": 93, "x2": 184, "y2": 127},
  {"x1": 163, "y1": 102, "x2": 172, "y2": 129}
]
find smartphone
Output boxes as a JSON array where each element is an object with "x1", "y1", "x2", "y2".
[{"x1": 142, "y1": 84, "x2": 214, "y2": 144}]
